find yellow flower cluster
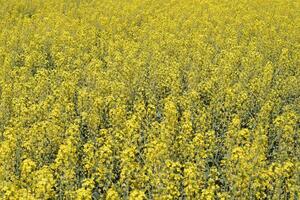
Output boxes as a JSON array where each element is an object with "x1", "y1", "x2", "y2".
[{"x1": 0, "y1": 0, "x2": 299, "y2": 199}]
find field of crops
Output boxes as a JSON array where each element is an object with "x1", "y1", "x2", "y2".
[{"x1": 0, "y1": 0, "x2": 299, "y2": 199}]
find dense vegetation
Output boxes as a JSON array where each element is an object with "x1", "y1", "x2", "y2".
[{"x1": 0, "y1": 0, "x2": 299, "y2": 199}]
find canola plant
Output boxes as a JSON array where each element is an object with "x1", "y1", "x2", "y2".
[{"x1": 0, "y1": 0, "x2": 299, "y2": 199}]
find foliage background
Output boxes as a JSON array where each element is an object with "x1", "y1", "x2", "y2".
[{"x1": 0, "y1": 0, "x2": 299, "y2": 199}]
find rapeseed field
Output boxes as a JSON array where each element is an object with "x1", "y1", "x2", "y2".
[{"x1": 0, "y1": 0, "x2": 299, "y2": 199}]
